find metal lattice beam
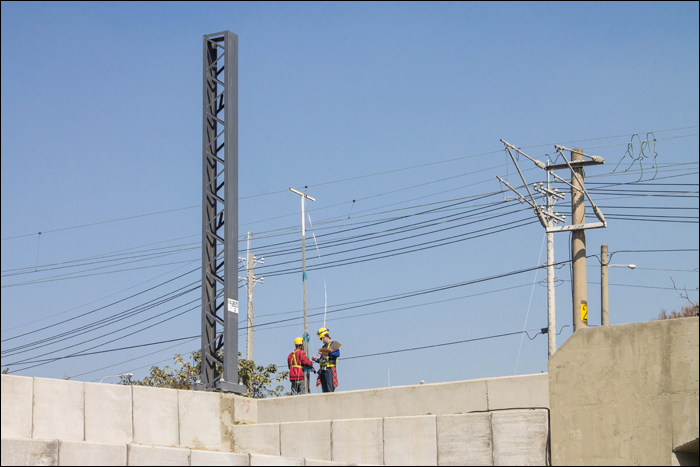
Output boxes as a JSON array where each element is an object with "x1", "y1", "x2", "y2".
[{"x1": 197, "y1": 30, "x2": 244, "y2": 394}]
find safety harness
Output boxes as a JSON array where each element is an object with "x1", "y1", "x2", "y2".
[
  {"x1": 320, "y1": 340, "x2": 338, "y2": 369},
  {"x1": 290, "y1": 349, "x2": 303, "y2": 369}
]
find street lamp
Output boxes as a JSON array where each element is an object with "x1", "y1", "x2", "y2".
[
  {"x1": 601, "y1": 244, "x2": 636, "y2": 326},
  {"x1": 99, "y1": 373, "x2": 132, "y2": 384}
]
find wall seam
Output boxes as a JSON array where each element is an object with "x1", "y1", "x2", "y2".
[
  {"x1": 176, "y1": 389, "x2": 181, "y2": 447},
  {"x1": 488, "y1": 412, "x2": 495, "y2": 466},
  {"x1": 30, "y1": 377, "x2": 35, "y2": 439},
  {"x1": 56, "y1": 439, "x2": 61, "y2": 466},
  {"x1": 486, "y1": 380, "x2": 491, "y2": 411},
  {"x1": 130, "y1": 386, "x2": 135, "y2": 444},
  {"x1": 278, "y1": 422, "x2": 282, "y2": 457},
  {"x1": 435, "y1": 416, "x2": 439, "y2": 466},
  {"x1": 329, "y1": 420, "x2": 333, "y2": 461},
  {"x1": 382, "y1": 417, "x2": 385, "y2": 466},
  {"x1": 82, "y1": 382, "x2": 86, "y2": 441}
]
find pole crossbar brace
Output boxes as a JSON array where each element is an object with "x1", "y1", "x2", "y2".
[{"x1": 546, "y1": 222, "x2": 606, "y2": 233}]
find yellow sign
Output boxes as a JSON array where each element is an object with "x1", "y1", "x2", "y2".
[{"x1": 581, "y1": 303, "x2": 588, "y2": 322}]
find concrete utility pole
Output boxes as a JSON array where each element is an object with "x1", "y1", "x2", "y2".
[
  {"x1": 546, "y1": 168, "x2": 556, "y2": 358},
  {"x1": 498, "y1": 141, "x2": 566, "y2": 359},
  {"x1": 571, "y1": 148, "x2": 588, "y2": 331},
  {"x1": 239, "y1": 232, "x2": 264, "y2": 361},
  {"x1": 601, "y1": 244, "x2": 609, "y2": 326},
  {"x1": 289, "y1": 187, "x2": 315, "y2": 394}
]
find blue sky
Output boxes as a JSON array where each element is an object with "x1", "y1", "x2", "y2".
[{"x1": 1, "y1": 1, "x2": 698, "y2": 391}]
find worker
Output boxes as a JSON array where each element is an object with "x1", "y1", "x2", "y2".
[
  {"x1": 287, "y1": 337, "x2": 314, "y2": 395},
  {"x1": 312, "y1": 327, "x2": 339, "y2": 393}
]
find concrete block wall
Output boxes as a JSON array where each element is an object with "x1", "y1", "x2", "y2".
[
  {"x1": 2, "y1": 372, "x2": 550, "y2": 464},
  {"x1": 256, "y1": 373, "x2": 549, "y2": 424},
  {"x1": 231, "y1": 410, "x2": 549, "y2": 465},
  {"x1": 0, "y1": 374, "x2": 256, "y2": 452},
  {"x1": 0, "y1": 438, "x2": 352, "y2": 466}
]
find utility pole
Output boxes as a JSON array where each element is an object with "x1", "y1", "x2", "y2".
[
  {"x1": 533, "y1": 171, "x2": 565, "y2": 358},
  {"x1": 542, "y1": 166, "x2": 566, "y2": 358},
  {"x1": 239, "y1": 232, "x2": 264, "y2": 361},
  {"x1": 289, "y1": 187, "x2": 315, "y2": 394},
  {"x1": 570, "y1": 148, "x2": 588, "y2": 331},
  {"x1": 498, "y1": 140, "x2": 607, "y2": 355},
  {"x1": 498, "y1": 141, "x2": 566, "y2": 359},
  {"x1": 600, "y1": 246, "x2": 636, "y2": 326},
  {"x1": 546, "y1": 174, "x2": 556, "y2": 358},
  {"x1": 601, "y1": 244, "x2": 609, "y2": 326}
]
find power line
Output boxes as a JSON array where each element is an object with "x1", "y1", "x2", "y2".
[
  {"x1": 1, "y1": 283, "x2": 200, "y2": 356},
  {"x1": 244, "y1": 257, "x2": 577, "y2": 331},
  {"x1": 3, "y1": 303, "x2": 200, "y2": 371},
  {"x1": 0, "y1": 267, "x2": 200, "y2": 343},
  {"x1": 69, "y1": 337, "x2": 200, "y2": 379},
  {"x1": 3, "y1": 126, "x2": 695, "y2": 241},
  {"x1": 1, "y1": 245, "x2": 200, "y2": 276},
  {"x1": 1, "y1": 258, "x2": 200, "y2": 288},
  {"x1": 0, "y1": 205, "x2": 200, "y2": 241}
]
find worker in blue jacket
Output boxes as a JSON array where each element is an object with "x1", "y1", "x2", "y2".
[{"x1": 311, "y1": 327, "x2": 339, "y2": 392}]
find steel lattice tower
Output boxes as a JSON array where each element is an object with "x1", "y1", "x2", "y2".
[{"x1": 197, "y1": 31, "x2": 245, "y2": 393}]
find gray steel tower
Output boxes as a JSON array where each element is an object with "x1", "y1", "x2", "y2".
[{"x1": 197, "y1": 31, "x2": 245, "y2": 394}]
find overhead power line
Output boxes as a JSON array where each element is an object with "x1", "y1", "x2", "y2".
[
  {"x1": 2, "y1": 126, "x2": 696, "y2": 241},
  {"x1": 1, "y1": 267, "x2": 200, "y2": 343}
]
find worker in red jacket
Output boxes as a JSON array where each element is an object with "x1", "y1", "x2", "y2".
[{"x1": 288, "y1": 337, "x2": 314, "y2": 395}]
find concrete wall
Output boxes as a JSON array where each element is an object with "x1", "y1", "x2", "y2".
[
  {"x1": 0, "y1": 375, "x2": 257, "y2": 453},
  {"x1": 256, "y1": 373, "x2": 549, "y2": 423},
  {"x1": 231, "y1": 411, "x2": 549, "y2": 465},
  {"x1": 2, "y1": 373, "x2": 550, "y2": 465},
  {"x1": 0, "y1": 438, "x2": 348, "y2": 466},
  {"x1": 549, "y1": 317, "x2": 699, "y2": 466}
]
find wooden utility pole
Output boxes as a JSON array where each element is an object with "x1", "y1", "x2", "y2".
[
  {"x1": 239, "y1": 232, "x2": 264, "y2": 362},
  {"x1": 246, "y1": 233, "x2": 254, "y2": 360}
]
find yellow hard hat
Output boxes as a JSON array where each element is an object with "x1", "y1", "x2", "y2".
[
  {"x1": 294, "y1": 337, "x2": 304, "y2": 346},
  {"x1": 317, "y1": 327, "x2": 329, "y2": 339}
]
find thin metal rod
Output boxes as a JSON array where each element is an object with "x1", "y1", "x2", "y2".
[{"x1": 301, "y1": 196, "x2": 310, "y2": 393}]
